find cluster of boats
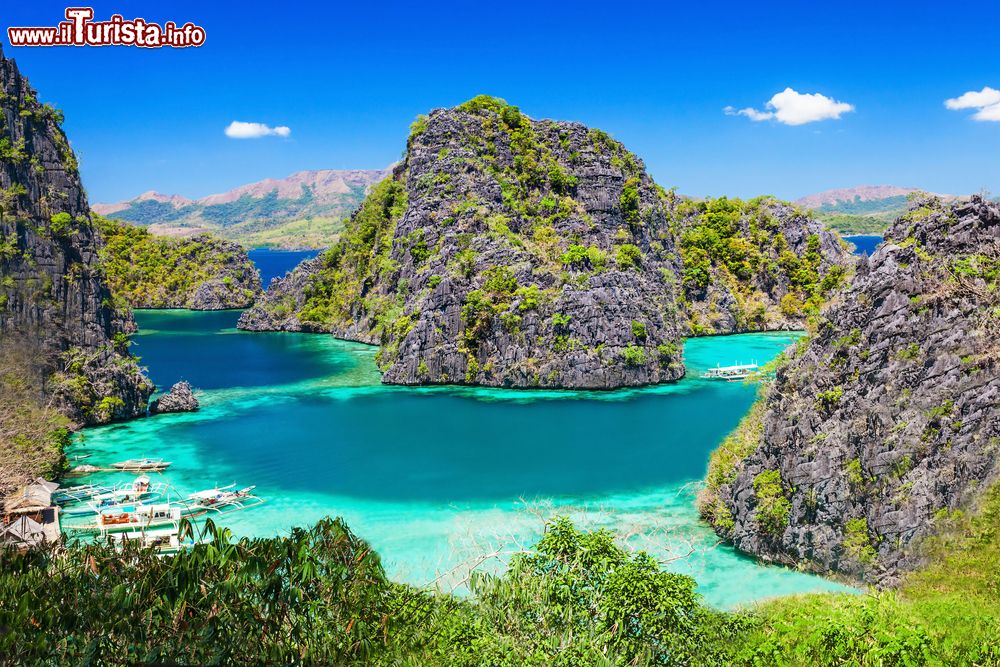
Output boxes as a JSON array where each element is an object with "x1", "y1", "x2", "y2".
[{"x1": 55, "y1": 459, "x2": 265, "y2": 554}]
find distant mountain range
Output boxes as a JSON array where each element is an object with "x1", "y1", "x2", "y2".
[
  {"x1": 97, "y1": 176, "x2": 980, "y2": 248},
  {"x1": 794, "y1": 185, "x2": 964, "y2": 236},
  {"x1": 93, "y1": 169, "x2": 389, "y2": 248}
]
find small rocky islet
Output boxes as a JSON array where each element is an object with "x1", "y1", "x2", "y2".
[{"x1": 240, "y1": 96, "x2": 851, "y2": 389}]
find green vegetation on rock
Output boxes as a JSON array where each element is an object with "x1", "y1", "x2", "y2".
[
  {"x1": 95, "y1": 216, "x2": 261, "y2": 310},
  {"x1": 673, "y1": 196, "x2": 848, "y2": 334}
]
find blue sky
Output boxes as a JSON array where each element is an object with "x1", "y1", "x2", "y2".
[{"x1": 3, "y1": 1, "x2": 999, "y2": 202}]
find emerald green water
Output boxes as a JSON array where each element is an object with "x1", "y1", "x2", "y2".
[{"x1": 69, "y1": 310, "x2": 855, "y2": 607}]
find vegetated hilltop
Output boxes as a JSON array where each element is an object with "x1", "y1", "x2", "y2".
[
  {"x1": 796, "y1": 185, "x2": 962, "y2": 236},
  {"x1": 0, "y1": 46, "x2": 152, "y2": 489},
  {"x1": 95, "y1": 216, "x2": 262, "y2": 309},
  {"x1": 240, "y1": 96, "x2": 850, "y2": 389},
  {"x1": 92, "y1": 169, "x2": 388, "y2": 249},
  {"x1": 701, "y1": 195, "x2": 1000, "y2": 585}
]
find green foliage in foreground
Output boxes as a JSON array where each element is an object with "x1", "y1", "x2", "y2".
[
  {"x1": 2, "y1": 491, "x2": 999, "y2": 665},
  {"x1": 0, "y1": 516, "x2": 747, "y2": 666}
]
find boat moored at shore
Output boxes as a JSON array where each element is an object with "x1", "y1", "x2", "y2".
[{"x1": 701, "y1": 362, "x2": 759, "y2": 381}]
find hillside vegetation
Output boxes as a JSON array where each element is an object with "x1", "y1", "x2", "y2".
[{"x1": 95, "y1": 216, "x2": 261, "y2": 310}]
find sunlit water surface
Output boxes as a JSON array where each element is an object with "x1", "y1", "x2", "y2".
[{"x1": 68, "y1": 310, "x2": 856, "y2": 608}]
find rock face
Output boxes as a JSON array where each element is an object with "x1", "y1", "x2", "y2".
[
  {"x1": 702, "y1": 196, "x2": 1000, "y2": 585},
  {"x1": 240, "y1": 96, "x2": 849, "y2": 389},
  {"x1": 149, "y1": 381, "x2": 199, "y2": 414},
  {"x1": 0, "y1": 46, "x2": 153, "y2": 424},
  {"x1": 674, "y1": 198, "x2": 849, "y2": 336}
]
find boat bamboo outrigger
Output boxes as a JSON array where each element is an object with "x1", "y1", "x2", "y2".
[
  {"x1": 53, "y1": 483, "x2": 112, "y2": 505},
  {"x1": 111, "y1": 526, "x2": 206, "y2": 554},
  {"x1": 701, "y1": 362, "x2": 760, "y2": 381},
  {"x1": 63, "y1": 477, "x2": 167, "y2": 517},
  {"x1": 181, "y1": 485, "x2": 265, "y2": 516},
  {"x1": 68, "y1": 504, "x2": 182, "y2": 533},
  {"x1": 110, "y1": 458, "x2": 172, "y2": 472}
]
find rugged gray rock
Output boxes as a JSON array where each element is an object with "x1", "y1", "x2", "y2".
[
  {"x1": 704, "y1": 196, "x2": 1000, "y2": 584},
  {"x1": 149, "y1": 381, "x2": 199, "y2": 414},
  {"x1": 0, "y1": 45, "x2": 152, "y2": 424},
  {"x1": 186, "y1": 254, "x2": 260, "y2": 310},
  {"x1": 240, "y1": 98, "x2": 849, "y2": 389}
]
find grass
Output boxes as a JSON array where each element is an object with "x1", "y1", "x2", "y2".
[
  {"x1": 740, "y1": 479, "x2": 1000, "y2": 665},
  {"x1": 0, "y1": 337, "x2": 71, "y2": 498},
  {"x1": 218, "y1": 215, "x2": 345, "y2": 249}
]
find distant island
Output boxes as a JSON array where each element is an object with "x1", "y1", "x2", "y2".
[{"x1": 794, "y1": 185, "x2": 963, "y2": 235}]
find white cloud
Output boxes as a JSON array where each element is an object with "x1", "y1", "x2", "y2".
[
  {"x1": 944, "y1": 87, "x2": 1000, "y2": 121},
  {"x1": 224, "y1": 121, "x2": 291, "y2": 139},
  {"x1": 725, "y1": 88, "x2": 855, "y2": 126}
]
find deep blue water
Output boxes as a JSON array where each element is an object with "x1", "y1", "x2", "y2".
[
  {"x1": 844, "y1": 235, "x2": 883, "y2": 256},
  {"x1": 248, "y1": 248, "x2": 320, "y2": 288}
]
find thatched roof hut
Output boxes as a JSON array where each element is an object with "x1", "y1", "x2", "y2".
[{"x1": 0, "y1": 515, "x2": 46, "y2": 548}]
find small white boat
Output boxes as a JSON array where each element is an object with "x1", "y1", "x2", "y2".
[
  {"x1": 54, "y1": 483, "x2": 112, "y2": 504},
  {"x1": 65, "y1": 477, "x2": 165, "y2": 516},
  {"x1": 111, "y1": 527, "x2": 205, "y2": 554},
  {"x1": 701, "y1": 362, "x2": 759, "y2": 381},
  {"x1": 67, "y1": 464, "x2": 102, "y2": 475},
  {"x1": 189, "y1": 485, "x2": 256, "y2": 507},
  {"x1": 183, "y1": 485, "x2": 264, "y2": 515},
  {"x1": 69, "y1": 503, "x2": 182, "y2": 533},
  {"x1": 111, "y1": 458, "x2": 172, "y2": 472}
]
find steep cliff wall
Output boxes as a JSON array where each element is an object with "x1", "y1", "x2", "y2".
[
  {"x1": 701, "y1": 196, "x2": 1000, "y2": 584},
  {"x1": 240, "y1": 97, "x2": 849, "y2": 388},
  {"x1": 0, "y1": 46, "x2": 152, "y2": 426}
]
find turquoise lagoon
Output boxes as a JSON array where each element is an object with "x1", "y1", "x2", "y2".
[{"x1": 68, "y1": 310, "x2": 855, "y2": 608}]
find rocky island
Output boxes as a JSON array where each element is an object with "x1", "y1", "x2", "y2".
[
  {"x1": 149, "y1": 380, "x2": 199, "y2": 414},
  {"x1": 240, "y1": 96, "x2": 850, "y2": 388},
  {"x1": 95, "y1": 216, "x2": 262, "y2": 310},
  {"x1": 701, "y1": 195, "x2": 1000, "y2": 584}
]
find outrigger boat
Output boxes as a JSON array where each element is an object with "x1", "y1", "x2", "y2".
[
  {"x1": 111, "y1": 526, "x2": 206, "y2": 554},
  {"x1": 181, "y1": 484, "x2": 265, "y2": 516},
  {"x1": 701, "y1": 362, "x2": 759, "y2": 381},
  {"x1": 68, "y1": 503, "x2": 182, "y2": 533},
  {"x1": 110, "y1": 458, "x2": 172, "y2": 472},
  {"x1": 53, "y1": 483, "x2": 113, "y2": 505},
  {"x1": 62, "y1": 477, "x2": 166, "y2": 517},
  {"x1": 67, "y1": 464, "x2": 102, "y2": 476}
]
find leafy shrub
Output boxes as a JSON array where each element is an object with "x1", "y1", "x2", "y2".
[
  {"x1": 48, "y1": 212, "x2": 73, "y2": 237},
  {"x1": 816, "y1": 386, "x2": 844, "y2": 410},
  {"x1": 620, "y1": 177, "x2": 640, "y2": 227},
  {"x1": 615, "y1": 244, "x2": 642, "y2": 270},
  {"x1": 622, "y1": 344, "x2": 646, "y2": 366},
  {"x1": 753, "y1": 469, "x2": 791, "y2": 537},
  {"x1": 842, "y1": 517, "x2": 877, "y2": 565}
]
